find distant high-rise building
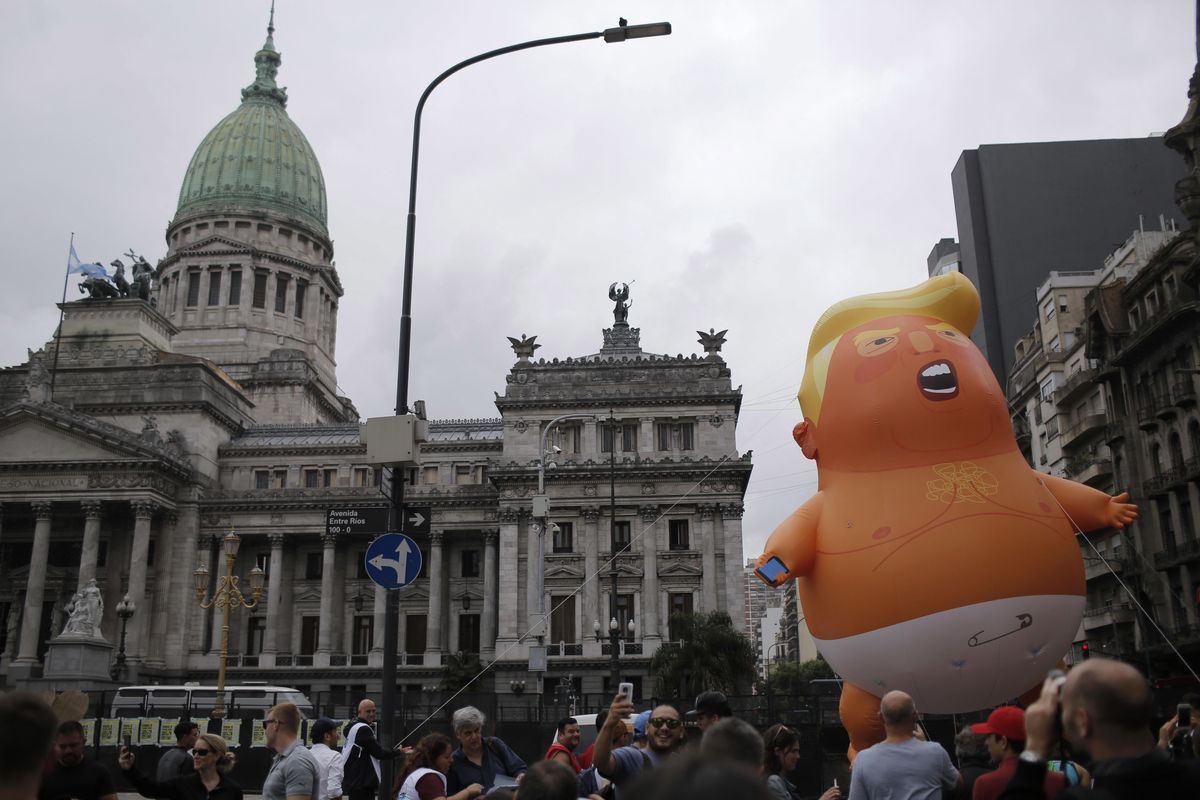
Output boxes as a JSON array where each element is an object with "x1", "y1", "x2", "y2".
[
  {"x1": 950, "y1": 137, "x2": 1185, "y2": 381},
  {"x1": 926, "y1": 238, "x2": 961, "y2": 277}
]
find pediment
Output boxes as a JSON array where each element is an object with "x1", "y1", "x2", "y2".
[
  {"x1": 0, "y1": 404, "x2": 185, "y2": 468},
  {"x1": 294, "y1": 587, "x2": 325, "y2": 603},
  {"x1": 178, "y1": 235, "x2": 250, "y2": 255},
  {"x1": 658, "y1": 560, "x2": 702, "y2": 577},
  {"x1": 545, "y1": 563, "x2": 584, "y2": 579}
]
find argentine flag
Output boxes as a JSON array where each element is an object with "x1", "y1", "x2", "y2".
[{"x1": 67, "y1": 244, "x2": 107, "y2": 278}]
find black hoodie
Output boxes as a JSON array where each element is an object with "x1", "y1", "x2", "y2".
[{"x1": 341, "y1": 717, "x2": 399, "y2": 792}]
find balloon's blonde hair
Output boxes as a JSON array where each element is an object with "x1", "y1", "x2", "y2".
[{"x1": 799, "y1": 272, "x2": 980, "y2": 424}]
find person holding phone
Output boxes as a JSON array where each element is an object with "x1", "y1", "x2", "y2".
[
  {"x1": 593, "y1": 693, "x2": 686, "y2": 793},
  {"x1": 1157, "y1": 693, "x2": 1200, "y2": 760},
  {"x1": 39, "y1": 721, "x2": 118, "y2": 800},
  {"x1": 117, "y1": 732, "x2": 242, "y2": 800}
]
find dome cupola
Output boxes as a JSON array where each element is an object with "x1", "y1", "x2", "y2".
[{"x1": 173, "y1": 8, "x2": 327, "y2": 236}]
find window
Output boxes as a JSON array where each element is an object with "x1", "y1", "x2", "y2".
[
  {"x1": 352, "y1": 467, "x2": 371, "y2": 487},
  {"x1": 615, "y1": 594, "x2": 634, "y2": 641},
  {"x1": 246, "y1": 617, "x2": 265, "y2": 655},
  {"x1": 1043, "y1": 300, "x2": 1055, "y2": 320},
  {"x1": 669, "y1": 593, "x2": 694, "y2": 641},
  {"x1": 1058, "y1": 294, "x2": 1069, "y2": 314},
  {"x1": 1048, "y1": 336, "x2": 1060, "y2": 353},
  {"x1": 461, "y1": 549, "x2": 480, "y2": 578},
  {"x1": 305, "y1": 552, "x2": 322, "y2": 580},
  {"x1": 455, "y1": 465, "x2": 473, "y2": 485},
  {"x1": 97, "y1": 540, "x2": 108, "y2": 568},
  {"x1": 669, "y1": 520, "x2": 690, "y2": 550},
  {"x1": 255, "y1": 553, "x2": 269, "y2": 574},
  {"x1": 304, "y1": 468, "x2": 320, "y2": 488},
  {"x1": 254, "y1": 470, "x2": 270, "y2": 489},
  {"x1": 559, "y1": 424, "x2": 581, "y2": 454},
  {"x1": 272, "y1": 469, "x2": 287, "y2": 488},
  {"x1": 612, "y1": 520, "x2": 631, "y2": 553},
  {"x1": 1147, "y1": 291, "x2": 1159, "y2": 315},
  {"x1": 228, "y1": 270, "x2": 242, "y2": 305},
  {"x1": 352, "y1": 616, "x2": 373, "y2": 654},
  {"x1": 458, "y1": 614, "x2": 481, "y2": 654},
  {"x1": 252, "y1": 271, "x2": 268, "y2": 309},
  {"x1": 294, "y1": 281, "x2": 307, "y2": 319},
  {"x1": 207, "y1": 270, "x2": 222, "y2": 306},
  {"x1": 621, "y1": 424, "x2": 638, "y2": 452},
  {"x1": 601, "y1": 425, "x2": 615, "y2": 453},
  {"x1": 323, "y1": 468, "x2": 338, "y2": 488},
  {"x1": 300, "y1": 617, "x2": 320, "y2": 655},
  {"x1": 147, "y1": 540, "x2": 156, "y2": 566},
  {"x1": 552, "y1": 522, "x2": 573, "y2": 553},
  {"x1": 1040, "y1": 378, "x2": 1055, "y2": 402},
  {"x1": 551, "y1": 595, "x2": 576, "y2": 644},
  {"x1": 657, "y1": 423, "x2": 672, "y2": 451},
  {"x1": 185, "y1": 271, "x2": 201, "y2": 307},
  {"x1": 680, "y1": 422, "x2": 695, "y2": 451},
  {"x1": 405, "y1": 614, "x2": 427, "y2": 654},
  {"x1": 275, "y1": 275, "x2": 289, "y2": 313}
]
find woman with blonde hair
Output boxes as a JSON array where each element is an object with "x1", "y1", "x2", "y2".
[{"x1": 118, "y1": 731, "x2": 242, "y2": 799}]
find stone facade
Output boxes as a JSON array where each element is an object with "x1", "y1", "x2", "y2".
[{"x1": 0, "y1": 17, "x2": 751, "y2": 703}]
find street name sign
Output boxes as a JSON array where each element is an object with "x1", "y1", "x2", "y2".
[
  {"x1": 326, "y1": 507, "x2": 390, "y2": 536},
  {"x1": 364, "y1": 533, "x2": 422, "y2": 590}
]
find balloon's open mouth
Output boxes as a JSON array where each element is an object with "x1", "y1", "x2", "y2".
[{"x1": 918, "y1": 359, "x2": 958, "y2": 400}]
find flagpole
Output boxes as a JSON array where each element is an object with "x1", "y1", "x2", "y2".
[{"x1": 48, "y1": 232, "x2": 74, "y2": 402}]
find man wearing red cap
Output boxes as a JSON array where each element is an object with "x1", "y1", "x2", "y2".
[{"x1": 970, "y1": 706, "x2": 1065, "y2": 800}]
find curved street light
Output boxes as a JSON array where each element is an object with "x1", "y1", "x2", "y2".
[{"x1": 380, "y1": 21, "x2": 673, "y2": 775}]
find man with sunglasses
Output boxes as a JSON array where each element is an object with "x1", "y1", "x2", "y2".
[
  {"x1": 593, "y1": 693, "x2": 686, "y2": 794},
  {"x1": 262, "y1": 703, "x2": 320, "y2": 800}
]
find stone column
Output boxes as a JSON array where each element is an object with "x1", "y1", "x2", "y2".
[
  {"x1": 426, "y1": 530, "x2": 446, "y2": 657},
  {"x1": 700, "y1": 504, "x2": 718, "y2": 611},
  {"x1": 496, "y1": 509, "x2": 520, "y2": 648},
  {"x1": 583, "y1": 419, "x2": 598, "y2": 459},
  {"x1": 13, "y1": 501, "x2": 53, "y2": 668},
  {"x1": 581, "y1": 507, "x2": 600, "y2": 633},
  {"x1": 126, "y1": 500, "x2": 156, "y2": 662},
  {"x1": 481, "y1": 530, "x2": 499, "y2": 659},
  {"x1": 526, "y1": 515, "x2": 542, "y2": 636},
  {"x1": 1168, "y1": 490, "x2": 1185, "y2": 548},
  {"x1": 77, "y1": 500, "x2": 103, "y2": 592},
  {"x1": 639, "y1": 417, "x2": 655, "y2": 457},
  {"x1": 1181, "y1": 566, "x2": 1199, "y2": 627},
  {"x1": 640, "y1": 505, "x2": 661, "y2": 642},
  {"x1": 145, "y1": 510, "x2": 178, "y2": 669},
  {"x1": 170, "y1": 503, "x2": 201, "y2": 665},
  {"x1": 720, "y1": 504, "x2": 747, "y2": 631},
  {"x1": 316, "y1": 534, "x2": 336, "y2": 656},
  {"x1": 262, "y1": 534, "x2": 288, "y2": 659}
]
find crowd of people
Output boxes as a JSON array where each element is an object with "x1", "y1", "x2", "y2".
[{"x1": 4, "y1": 657, "x2": 1200, "y2": 800}]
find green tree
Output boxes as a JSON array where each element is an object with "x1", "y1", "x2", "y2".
[
  {"x1": 440, "y1": 651, "x2": 484, "y2": 693},
  {"x1": 759, "y1": 655, "x2": 835, "y2": 696},
  {"x1": 650, "y1": 611, "x2": 756, "y2": 698}
]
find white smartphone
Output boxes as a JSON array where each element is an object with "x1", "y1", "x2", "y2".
[{"x1": 618, "y1": 681, "x2": 634, "y2": 702}]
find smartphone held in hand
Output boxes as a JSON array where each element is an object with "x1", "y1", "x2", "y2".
[{"x1": 618, "y1": 681, "x2": 634, "y2": 703}]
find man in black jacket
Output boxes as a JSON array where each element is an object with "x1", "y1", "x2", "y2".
[
  {"x1": 999, "y1": 658, "x2": 1200, "y2": 799},
  {"x1": 341, "y1": 699, "x2": 400, "y2": 800}
]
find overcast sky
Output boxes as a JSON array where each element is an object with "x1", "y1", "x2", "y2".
[{"x1": 1, "y1": 1, "x2": 1194, "y2": 561}]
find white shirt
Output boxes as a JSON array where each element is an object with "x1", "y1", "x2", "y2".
[{"x1": 310, "y1": 742, "x2": 344, "y2": 800}]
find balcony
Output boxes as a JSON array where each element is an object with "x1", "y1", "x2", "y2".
[
  {"x1": 1060, "y1": 414, "x2": 1107, "y2": 451},
  {"x1": 1154, "y1": 390, "x2": 1179, "y2": 421},
  {"x1": 1143, "y1": 466, "x2": 1185, "y2": 496},
  {"x1": 1184, "y1": 456, "x2": 1200, "y2": 483},
  {"x1": 547, "y1": 642, "x2": 584, "y2": 658},
  {"x1": 1136, "y1": 402, "x2": 1158, "y2": 431},
  {"x1": 1175, "y1": 378, "x2": 1198, "y2": 407},
  {"x1": 1084, "y1": 557, "x2": 1126, "y2": 582},
  {"x1": 1154, "y1": 538, "x2": 1200, "y2": 569},
  {"x1": 1082, "y1": 602, "x2": 1135, "y2": 631},
  {"x1": 1112, "y1": 298, "x2": 1199, "y2": 365},
  {"x1": 1104, "y1": 422, "x2": 1126, "y2": 444},
  {"x1": 1071, "y1": 457, "x2": 1113, "y2": 487},
  {"x1": 1054, "y1": 368, "x2": 1099, "y2": 406}
]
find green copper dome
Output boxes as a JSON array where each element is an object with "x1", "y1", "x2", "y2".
[{"x1": 175, "y1": 18, "x2": 327, "y2": 236}]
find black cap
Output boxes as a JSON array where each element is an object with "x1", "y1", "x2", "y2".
[
  {"x1": 693, "y1": 691, "x2": 732, "y2": 718},
  {"x1": 311, "y1": 718, "x2": 338, "y2": 744}
]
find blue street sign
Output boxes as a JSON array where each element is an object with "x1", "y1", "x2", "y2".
[{"x1": 364, "y1": 533, "x2": 422, "y2": 590}]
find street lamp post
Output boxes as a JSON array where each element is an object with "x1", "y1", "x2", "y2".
[
  {"x1": 109, "y1": 595, "x2": 136, "y2": 681},
  {"x1": 380, "y1": 20, "x2": 671, "y2": 780},
  {"x1": 593, "y1": 615, "x2": 636, "y2": 690},
  {"x1": 194, "y1": 531, "x2": 265, "y2": 718}
]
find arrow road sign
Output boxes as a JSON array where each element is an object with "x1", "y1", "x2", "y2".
[
  {"x1": 364, "y1": 533, "x2": 422, "y2": 590},
  {"x1": 402, "y1": 506, "x2": 430, "y2": 535}
]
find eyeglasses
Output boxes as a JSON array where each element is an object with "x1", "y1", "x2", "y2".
[
  {"x1": 263, "y1": 719, "x2": 281, "y2": 729},
  {"x1": 192, "y1": 748, "x2": 212, "y2": 757},
  {"x1": 649, "y1": 717, "x2": 681, "y2": 729}
]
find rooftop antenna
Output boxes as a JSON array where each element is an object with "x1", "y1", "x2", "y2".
[{"x1": 268, "y1": 0, "x2": 276, "y2": 37}]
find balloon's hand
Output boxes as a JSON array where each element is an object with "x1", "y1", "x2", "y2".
[{"x1": 1105, "y1": 492, "x2": 1138, "y2": 529}]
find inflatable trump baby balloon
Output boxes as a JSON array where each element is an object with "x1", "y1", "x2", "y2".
[{"x1": 755, "y1": 272, "x2": 1137, "y2": 758}]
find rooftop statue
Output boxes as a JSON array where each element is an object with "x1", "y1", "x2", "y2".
[
  {"x1": 609, "y1": 282, "x2": 632, "y2": 325},
  {"x1": 507, "y1": 334, "x2": 541, "y2": 362},
  {"x1": 697, "y1": 328, "x2": 728, "y2": 356}
]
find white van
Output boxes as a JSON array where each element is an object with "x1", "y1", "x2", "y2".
[{"x1": 110, "y1": 683, "x2": 314, "y2": 719}]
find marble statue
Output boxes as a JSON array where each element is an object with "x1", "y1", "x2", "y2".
[
  {"x1": 83, "y1": 579, "x2": 104, "y2": 636},
  {"x1": 62, "y1": 592, "x2": 93, "y2": 636}
]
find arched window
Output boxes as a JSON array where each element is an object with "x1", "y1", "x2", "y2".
[
  {"x1": 1188, "y1": 419, "x2": 1200, "y2": 462},
  {"x1": 1169, "y1": 433, "x2": 1185, "y2": 470}
]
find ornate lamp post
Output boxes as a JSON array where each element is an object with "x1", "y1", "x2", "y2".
[
  {"x1": 194, "y1": 531, "x2": 265, "y2": 718},
  {"x1": 594, "y1": 615, "x2": 635, "y2": 690},
  {"x1": 109, "y1": 595, "x2": 136, "y2": 681}
]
